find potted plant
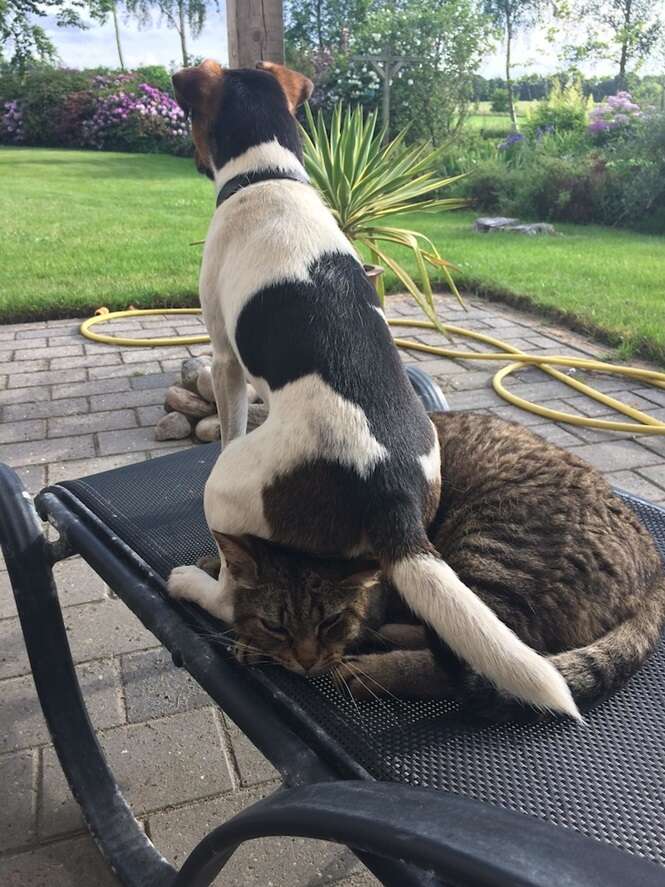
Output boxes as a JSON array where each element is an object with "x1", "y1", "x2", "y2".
[{"x1": 301, "y1": 103, "x2": 468, "y2": 331}]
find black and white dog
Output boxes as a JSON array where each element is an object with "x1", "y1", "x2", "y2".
[{"x1": 167, "y1": 59, "x2": 578, "y2": 718}]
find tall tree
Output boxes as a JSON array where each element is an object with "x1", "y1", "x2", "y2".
[
  {"x1": 89, "y1": 0, "x2": 126, "y2": 70},
  {"x1": 0, "y1": 0, "x2": 87, "y2": 68},
  {"x1": 569, "y1": 0, "x2": 663, "y2": 88},
  {"x1": 285, "y1": 0, "x2": 371, "y2": 55},
  {"x1": 483, "y1": 0, "x2": 545, "y2": 130},
  {"x1": 127, "y1": 0, "x2": 210, "y2": 66}
]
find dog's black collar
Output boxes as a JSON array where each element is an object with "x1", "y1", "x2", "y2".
[{"x1": 216, "y1": 168, "x2": 309, "y2": 208}]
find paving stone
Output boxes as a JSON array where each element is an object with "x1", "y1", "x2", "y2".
[
  {"x1": 606, "y1": 470, "x2": 665, "y2": 499},
  {"x1": 136, "y1": 403, "x2": 167, "y2": 426},
  {"x1": 637, "y1": 464, "x2": 665, "y2": 490},
  {"x1": 0, "y1": 569, "x2": 18, "y2": 619},
  {"x1": 46, "y1": 333, "x2": 84, "y2": 347},
  {"x1": 3, "y1": 834, "x2": 121, "y2": 886},
  {"x1": 336, "y1": 872, "x2": 381, "y2": 886},
  {"x1": 9, "y1": 368, "x2": 87, "y2": 389},
  {"x1": 0, "y1": 419, "x2": 45, "y2": 445},
  {"x1": 148, "y1": 784, "x2": 363, "y2": 886},
  {"x1": 404, "y1": 357, "x2": 469, "y2": 377},
  {"x1": 0, "y1": 658, "x2": 123, "y2": 753},
  {"x1": 637, "y1": 387, "x2": 665, "y2": 408},
  {"x1": 14, "y1": 325, "x2": 49, "y2": 338},
  {"x1": 122, "y1": 346, "x2": 192, "y2": 364},
  {"x1": 98, "y1": 425, "x2": 188, "y2": 456},
  {"x1": 0, "y1": 435, "x2": 95, "y2": 468},
  {"x1": 222, "y1": 715, "x2": 278, "y2": 787},
  {"x1": 48, "y1": 409, "x2": 136, "y2": 438},
  {"x1": 88, "y1": 360, "x2": 161, "y2": 381},
  {"x1": 563, "y1": 394, "x2": 617, "y2": 418},
  {"x1": 0, "y1": 386, "x2": 50, "y2": 406},
  {"x1": 0, "y1": 358, "x2": 49, "y2": 375},
  {"x1": 443, "y1": 370, "x2": 493, "y2": 393},
  {"x1": 0, "y1": 617, "x2": 33, "y2": 678},
  {"x1": 0, "y1": 751, "x2": 36, "y2": 851},
  {"x1": 60, "y1": 598, "x2": 159, "y2": 664},
  {"x1": 50, "y1": 353, "x2": 121, "y2": 371},
  {"x1": 529, "y1": 423, "x2": 585, "y2": 449},
  {"x1": 47, "y1": 452, "x2": 146, "y2": 485},
  {"x1": 13, "y1": 463, "x2": 46, "y2": 495},
  {"x1": 40, "y1": 708, "x2": 230, "y2": 837},
  {"x1": 130, "y1": 371, "x2": 178, "y2": 390},
  {"x1": 489, "y1": 404, "x2": 562, "y2": 427},
  {"x1": 120, "y1": 647, "x2": 210, "y2": 722},
  {"x1": 160, "y1": 357, "x2": 189, "y2": 372},
  {"x1": 14, "y1": 343, "x2": 83, "y2": 362},
  {"x1": 52, "y1": 556, "x2": 109, "y2": 607},
  {"x1": 2, "y1": 397, "x2": 89, "y2": 422},
  {"x1": 445, "y1": 389, "x2": 500, "y2": 410},
  {"x1": 89, "y1": 387, "x2": 166, "y2": 412},
  {"x1": 51, "y1": 377, "x2": 130, "y2": 400},
  {"x1": 569, "y1": 440, "x2": 662, "y2": 473}
]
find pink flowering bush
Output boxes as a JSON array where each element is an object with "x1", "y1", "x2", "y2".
[
  {"x1": 588, "y1": 92, "x2": 641, "y2": 138},
  {"x1": 1, "y1": 100, "x2": 24, "y2": 143},
  {"x1": 81, "y1": 78, "x2": 190, "y2": 155},
  {"x1": 0, "y1": 67, "x2": 192, "y2": 156}
]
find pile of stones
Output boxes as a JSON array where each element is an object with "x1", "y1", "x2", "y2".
[{"x1": 155, "y1": 356, "x2": 264, "y2": 442}]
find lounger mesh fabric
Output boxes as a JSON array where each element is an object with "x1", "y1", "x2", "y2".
[{"x1": 56, "y1": 440, "x2": 665, "y2": 868}]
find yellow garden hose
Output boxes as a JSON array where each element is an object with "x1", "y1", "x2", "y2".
[{"x1": 80, "y1": 308, "x2": 665, "y2": 435}]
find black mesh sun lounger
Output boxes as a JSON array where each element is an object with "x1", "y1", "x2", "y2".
[{"x1": 1, "y1": 365, "x2": 664, "y2": 887}]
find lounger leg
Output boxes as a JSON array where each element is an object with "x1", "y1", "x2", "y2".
[{"x1": 0, "y1": 466, "x2": 176, "y2": 887}]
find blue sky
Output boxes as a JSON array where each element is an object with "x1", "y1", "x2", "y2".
[{"x1": 41, "y1": 6, "x2": 660, "y2": 78}]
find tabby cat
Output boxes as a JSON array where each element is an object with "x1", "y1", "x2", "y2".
[{"x1": 211, "y1": 411, "x2": 665, "y2": 718}]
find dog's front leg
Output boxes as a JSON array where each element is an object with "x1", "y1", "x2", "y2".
[{"x1": 212, "y1": 348, "x2": 248, "y2": 446}]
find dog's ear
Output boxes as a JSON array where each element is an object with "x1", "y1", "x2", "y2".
[
  {"x1": 172, "y1": 58, "x2": 224, "y2": 119},
  {"x1": 256, "y1": 60, "x2": 313, "y2": 113},
  {"x1": 213, "y1": 532, "x2": 259, "y2": 587}
]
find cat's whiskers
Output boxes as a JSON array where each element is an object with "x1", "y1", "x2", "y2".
[
  {"x1": 345, "y1": 660, "x2": 402, "y2": 704},
  {"x1": 334, "y1": 666, "x2": 362, "y2": 720},
  {"x1": 342, "y1": 661, "x2": 402, "y2": 723}
]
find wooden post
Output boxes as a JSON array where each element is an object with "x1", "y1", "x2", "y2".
[{"x1": 226, "y1": 0, "x2": 284, "y2": 68}]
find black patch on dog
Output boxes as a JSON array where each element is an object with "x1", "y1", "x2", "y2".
[
  {"x1": 211, "y1": 69, "x2": 303, "y2": 169},
  {"x1": 235, "y1": 252, "x2": 434, "y2": 461},
  {"x1": 234, "y1": 251, "x2": 439, "y2": 557}
]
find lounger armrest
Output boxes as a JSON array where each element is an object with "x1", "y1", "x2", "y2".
[{"x1": 174, "y1": 780, "x2": 662, "y2": 887}]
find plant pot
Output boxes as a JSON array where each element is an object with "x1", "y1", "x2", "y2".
[{"x1": 363, "y1": 263, "x2": 385, "y2": 293}]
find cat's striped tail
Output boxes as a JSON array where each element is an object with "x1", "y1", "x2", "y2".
[
  {"x1": 383, "y1": 544, "x2": 582, "y2": 719},
  {"x1": 550, "y1": 575, "x2": 665, "y2": 708}
]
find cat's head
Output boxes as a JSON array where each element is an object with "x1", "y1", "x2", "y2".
[{"x1": 215, "y1": 533, "x2": 380, "y2": 675}]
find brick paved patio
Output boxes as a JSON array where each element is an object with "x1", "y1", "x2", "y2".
[{"x1": 1, "y1": 294, "x2": 664, "y2": 886}]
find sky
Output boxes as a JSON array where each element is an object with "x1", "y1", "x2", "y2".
[{"x1": 40, "y1": 5, "x2": 661, "y2": 78}]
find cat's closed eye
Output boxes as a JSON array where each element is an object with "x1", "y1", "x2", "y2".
[
  {"x1": 258, "y1": 617, "x2": 289, "y2": 638},
  {"x1": 318, "y1": 612, "x2": 344, "y2": 634}
]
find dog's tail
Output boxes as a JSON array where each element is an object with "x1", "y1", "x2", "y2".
[{"x1": 372, "y1": 520, "x2": 580, "y2": 719}]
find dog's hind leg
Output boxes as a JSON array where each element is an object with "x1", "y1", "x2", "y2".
[{"x1": 211, "y1": 340, "x2": 248, "y2": 446}]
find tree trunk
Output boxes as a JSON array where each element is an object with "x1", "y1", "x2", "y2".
[
  {"x1": 178, "y1": 0, "x2": 188, "y2": 67},
  {"x1": 226, "y1": 0, "x2": 284, "y2": 68},
  {"x1": 617, "y1": 0, "x2": 632, "y2": 89},
  {"x1": 506, "y1": 22, "x2": 518, "y2": 131},
  {"x1": 111, "y1": 2, "x2": 125, "y2": 71},
  {"x1": 316, "y1": 0, "x2": 323, "y2": 51}
]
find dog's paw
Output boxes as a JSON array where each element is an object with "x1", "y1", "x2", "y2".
[{"x1": 167, "y1": 565, "x2": 203, "y2": 600}]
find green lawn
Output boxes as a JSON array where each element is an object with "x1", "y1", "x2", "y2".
[{"x1": 2, "y1": 147, "x2": 665, "y2": 363}]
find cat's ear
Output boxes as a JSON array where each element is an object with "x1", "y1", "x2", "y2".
[{"x1": 213, "y1": 532, "x2": 258, "y2": 587}]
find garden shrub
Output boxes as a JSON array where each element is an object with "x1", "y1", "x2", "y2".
[
  {"x1": 523, "y1": 80, "x2": 591, "y2": 137},
  {"x1": 0, "y1": 64, "x2": 191, "y2": 156},
  {"x1": 490, "y1": 88, "x2": 510, "y2": 112}
]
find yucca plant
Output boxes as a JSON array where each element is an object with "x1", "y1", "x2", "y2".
[{"x1": 301, "y1": 103, "x2": 469, "y2": 331}]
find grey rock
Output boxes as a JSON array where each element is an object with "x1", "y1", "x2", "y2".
[
  {"x1": 164, "y1": 385, "x2": 215, "y2": 419},
  {"x1": 196, "y1": 365, "x2": 215, "y2": 404},
  {"x1": 507, "y1": 222, "x2": 557, "y2": 236},
  {"x1": 195, "y1": 415, "x2": 221, "y2": 442},
  {"x1": 474, "y1": 216, "x2": 519, "y2": 232},
  {"x1": 181, "y1": 356, "x2": 211, "y2": 393},
  {"x1": 155, "y1": 411, "x2": 192, "y2": 441}
]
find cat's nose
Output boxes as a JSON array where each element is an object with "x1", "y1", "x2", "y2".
[{"x1": 294, "y1": 644, "x2": 318, "y2": 672}]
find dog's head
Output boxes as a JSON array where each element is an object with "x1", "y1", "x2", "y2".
[{"x1": 172, "y1": 60, "x2": 313, "y2": 180}]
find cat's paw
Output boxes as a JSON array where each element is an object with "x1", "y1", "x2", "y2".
[
  {"x1": 167, "y1": 565, "x2": 201, "y2": 599},
  {"x1": 342, "y1": 653, "x2": 396, "y2": 700}
]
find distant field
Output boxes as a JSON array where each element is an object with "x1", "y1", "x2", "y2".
[{"x1": 465, "y1": 100, "x2": 534, "y2": 133}]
